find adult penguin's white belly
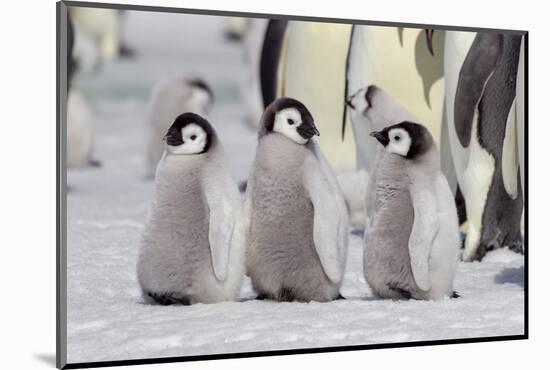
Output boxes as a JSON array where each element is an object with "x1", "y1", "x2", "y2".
[
  {"x1": 516, "y1": 36, "x2": 525, "y2": 196},
  {"x1": 443, "y1": 31, "x2": 477, "y2": 177},
  {"x1": 444, "y1": 31, "x2": 491, "y2": 261},
  {"x1": 275, "y1": 26, "x2": 289, "y2": 100},
  {"x1": 515, "y1": 36, "x2": 525, "y2": 237},
  {"x1": 240, "y1": 19, "x2": 268, "y2": 127},
  {"x1": 347, "y1": 26, "x2": 446, "y2": 170},
  {"x1": 280, "y1": 22, "x2": 356, "y2": 173}
]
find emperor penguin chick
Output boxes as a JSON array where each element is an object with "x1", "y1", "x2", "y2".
[
  {"x1": 137, "y1": 113, "x2": 245, "y2": 305},
  {"x1": 245, "y1": 97, "x2": 349, "y2": 302},
  {"x1": 365, "y1": 121, "x2": 460, "y2": 300},
  {"x1": 145, "y1": 78, "x2": 213, "y2": 177}
]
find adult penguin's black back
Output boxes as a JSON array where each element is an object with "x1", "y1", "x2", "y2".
[
  {"x1": 260, "y1": 19, "x2": 288, "y2": 108},
  {"x1": 477, "y1": 34, "x2": 523, "y2": 259}
]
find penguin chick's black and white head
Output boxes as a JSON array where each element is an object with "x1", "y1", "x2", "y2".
[
  {"x1": 187, "y1": 78, "x2": 214, "y2": 113},
  {"x1": 164, "y1": 112, "x2": 215, "y2": 155},
  {"x1": 260, "y1": 97, "x2": 320, "y2": 144},
  {"x1": 370, "y1": 121, "x2": 434, "y2": 159}
]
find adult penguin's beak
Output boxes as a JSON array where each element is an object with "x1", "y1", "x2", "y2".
[{"x1": 425, "y1": 29, "x2": 434, "y2": 56}]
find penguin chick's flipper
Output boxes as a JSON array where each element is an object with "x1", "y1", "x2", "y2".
[
  {"x1": 407, "y1": 173, "x2": 439, "y2": 291},
  {"x1": 202, "y1": 173, "x2": 239, "y2": 281},
  {"x1": 147, "y1": 292, "x2": 191, "y2": 306},
  {"x1": 304, "y1": 148, "x2": 347, "y2": 285}
]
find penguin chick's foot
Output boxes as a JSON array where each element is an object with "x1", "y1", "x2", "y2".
[
  {"x1": 89, "y1": 159, "x2": 102, "y2": 167},
  {"x1": 255, "y1": 288, "x2": 298, "y2": 302},
  {"x1": 387, "y1": 283, "x2": 412, "y2": 300},
  {"x1": 146, "y1": 292, "x2": 191, "y2": 306},
  {"x1": 238, "y1": 180, "x2": 248, "y2": 193}
]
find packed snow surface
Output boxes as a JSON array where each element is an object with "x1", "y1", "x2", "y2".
[{"x1": 66, "y1": 11, "x2": 525, "y2": 364}]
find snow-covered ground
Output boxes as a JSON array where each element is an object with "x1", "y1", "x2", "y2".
[{"x1": 66, "y1": 10, "x2": 525, "y2": 364}]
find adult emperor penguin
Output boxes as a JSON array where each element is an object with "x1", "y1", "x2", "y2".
[
  {"x1": 137, "y1": 113, "x2": 245, "y2": 305},
  {"x1": 144, "y1": 78, "x2": 213, "y2": 177},
  {"x1": 365, "y1": 121, "x2": 460, "y2": 300},
  {"x1": 444, "y1": 31, "x2": 523, "y2": 261},
  {"x1": 244, "y1": 98, "x2": 349, "y2": 302},
  {"x1": 278, "y1": 21, "x2": 356, "y2": 172}
]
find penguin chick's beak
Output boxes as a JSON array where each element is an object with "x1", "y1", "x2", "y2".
[
  {"x1": 311, "y1": 126, "x2": 320, "y2": 136},
  {"x1": 298, "y1": 123, "x2": 320, "y2": 139},
  {"x1": 370, "y1": 130, "x2": 389, "y2": 146},
  {"x1": 164, "y1": 133, "x2": 180, "y2": 146}
]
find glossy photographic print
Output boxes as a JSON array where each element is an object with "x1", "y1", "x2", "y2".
[{"x1": 57, "y1": 1, "x2": 527, "y2": 368}]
